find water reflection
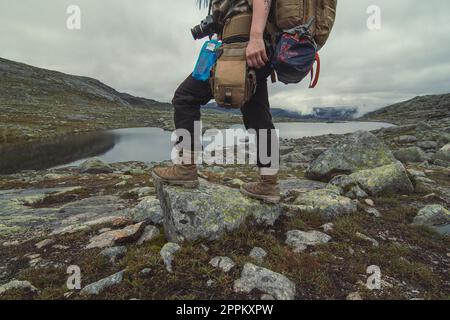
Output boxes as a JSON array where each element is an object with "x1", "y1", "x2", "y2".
[
  {"x1": 0, "y1": 132, "x2": 117, "y2": 174},
  {"x1": 0, "y1": 122, "x2": 394, "y2": 174}
]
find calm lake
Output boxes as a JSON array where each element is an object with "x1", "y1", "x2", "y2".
[{"x1": 0, "y1": 122, "x2": 394, "y2": 174}]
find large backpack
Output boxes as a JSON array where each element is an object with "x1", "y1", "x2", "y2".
[
  {"x1": 271, "y1": 0, "x2": 337, "y2": 85},
  {"x1": 274, "y1": 0, "x2": 337, "y2": 49}
]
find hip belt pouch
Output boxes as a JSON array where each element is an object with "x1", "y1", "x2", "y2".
[{"x1": 210, "y1": 42, "x2": 256, "y2": 109}]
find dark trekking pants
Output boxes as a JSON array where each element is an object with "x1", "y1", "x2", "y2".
[{"x1": 172, "y1": 65, "x2": 279, "y2": 170}]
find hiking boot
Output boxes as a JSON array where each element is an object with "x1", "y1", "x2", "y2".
[
  {"x1": 152, "y1": 164, "x2": 199, "y2": 188},
  {"x1": 240, "y1": 174, "x2": 281, "y2": 204}
]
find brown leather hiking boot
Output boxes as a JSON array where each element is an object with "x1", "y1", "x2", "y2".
[
  {"x1": 152, "y1": 164, "x2": 199, "y2": 188},
  {"x1": 240, "y1": 175, "x2": 281, "y2": 204}
]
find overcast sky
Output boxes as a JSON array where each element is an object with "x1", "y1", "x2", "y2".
[{"x1": 1, "y1": 0, "x2": 449, "y2": 114}]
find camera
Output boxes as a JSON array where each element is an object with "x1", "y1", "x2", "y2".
[{"x1": 191, "y1": 15, "x2": 217, "y2": 40}]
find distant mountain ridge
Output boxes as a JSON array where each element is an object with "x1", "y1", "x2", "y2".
[
  {"x1": 360, "y1": 93, "x2": 450, "y2": 125},
  {"x1": 0, "y1": 57, "x2": 170, "y2": 110},
  {"x1": 204, "y1": 103, "x2": 358, "y2": 121}
]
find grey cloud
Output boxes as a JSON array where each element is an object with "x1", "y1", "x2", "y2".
[{"x1": 0, "y1": 0, "x2": 449, "y2": 114}]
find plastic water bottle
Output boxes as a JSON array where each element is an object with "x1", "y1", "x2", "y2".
[{"x1": 192, "y1": 39, "x2": 221, "y2": 81}]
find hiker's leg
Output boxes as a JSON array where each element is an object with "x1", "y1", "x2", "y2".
[
  {"x1": 241, "y1": 66, "x2": 279, "y2": 172},
  {"x1": 173, "y1": 74, "x2": 213, "y2": 154},
  {"x1": 240, "y1": 66, "x2": 280, "y2": 203},
  {"x1": 152, "y1": 75, "x2": 212, "y2": 187}
]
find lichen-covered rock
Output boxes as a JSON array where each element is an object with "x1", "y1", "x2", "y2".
[
  {"x1": 234, "y1": 263, "x2": 296, "y2": 300},
  {"x1": 305, "y1": 131, "x2": 397, "y2": 181},
  {"x1": 85, "y1": 222, "x2": 145, "y2": 249},
  {"x1": 80, "y1": 271, "x2": 124, "y2": 296},
  {"x1": 249, "y1": 247, "x2": 267, "y2": 262},
  {"x1": 292, "y1": 188, "x2": 358, "y2": 218},
  {"x1": 155, "y1": 179, "x2": 281, "y2": 242},
  {"x1": 412, "y1": 205, "x2": 450, "y2": 235},
  {"x1": 0, "y1": 280, "x2": 39, "y2": 295},
  {"x1": 128, "y1": 196, "x2": 163, "y2": 224},
  {"x1": 160, "y1": 242, "x2": 181, "y2": 272},
  {"x1": 432, "y1": 144, "x2": 450, "y2": 164},
  {"x1": 280, "y1": 179, "x2": 326, "y2": 197},
  {"x1": 349, "y1": 162, "x2": 414, "y2": 196},
  {"x1": 209, "y1": 256, "x2": 235, "y2": 273},
  {"x1": 79, "y1": 158, "x2": 113, "y2": 174},
  {"x1": 393, "y1": 147, "x2": 427, "y2": 163},
  {"x1": 285, "y1": 230, "x2": 331, "y2": 252}
]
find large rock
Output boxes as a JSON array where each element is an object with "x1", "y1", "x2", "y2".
[
  {"x1": 292, "y1": 188, "x2": 358, "y2": 218},
  {"x1": 234, "y1": 263, "x2": 296, "y2": 300},
  {"x1": 280, "y1": 179, "x2": 327, "y2": 197},
  {"x1": 412, "y1": 205, "x2": 450, "y2": 235},
  {"x1": 393, "y1": 147, "x2": 427, "y2": 163},
  {"x1": 349, "y1": 162, "x2": 414, "y2": 196},
  {"x1": 305, "y1": 131, "x2": 397, "y2": 181},
  {"x1": 79, "y1": 158, "x2": 113, "y2": 174},
  {"x1": 155, "y1": 179, "x2": 281, "y2": 242}
]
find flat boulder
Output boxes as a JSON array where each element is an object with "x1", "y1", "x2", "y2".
[
  {"x1": 234, "y1": 263, "x2": 296, "y2": 300},
  {"x1": 85, "y1": 222, "x2": 145, "y2": 249},
  {"x1": 349, "y1": 162, "x2": 414, "y2": 196},
  {"x1": 155, "y1": 179, "x2": 281, "y2": 242},
  {"x1": 432, "y1": 143, "x2": 450, "y2": 164},
  {"x1": 292, "y1": 188, "x2": 358, "y2": 218},
  {"x1": 306, "y1": 131, "x2": 397, "y2": 182},
  {"x1": 286, "y1": 230, "x2": 331, "y2": 252}
]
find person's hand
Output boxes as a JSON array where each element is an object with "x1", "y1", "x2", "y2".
[{"x1": 246, "y1": 36, "x2": 268, "y2": 69}]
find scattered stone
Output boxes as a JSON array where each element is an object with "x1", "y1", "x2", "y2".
[
  {"x1": 397, "y1": 135, "x2": 418, "y2": 144},
  {"x1": 35, "y1": 239, "x2": 55, "y2": 249},
  {"x1": 261, "y1": 294, "x2": 276, "y2": 300},
  {"x1": 365, "y1": 199, "x2": 375, "y2": 207},
  {"x1": 412, "y1": 205, "x2": 450, "y2": 235},
  {"x1": 2, "y1": 240, "x2": 20, "y2": 247},
  {"x1": 206, "y1": 280, "x2": 215, "y2": 288},
  {"x1": 85, "y1": 222, "x2": 146, "y2": 249},
  {"x1": 347, "y1": 292, "x2": 363, "y2": 300},
  {"x1": 0, "y1": 280, "x2": 39, "y2": 295},
  {"x1": 394, "y1": 147, "x2": 427, "y2": 163},
  {"x1": 417, "y1": 141, "x2": 438, "y2": 150},
  {"x1": 140, "y1": 268, "x2": 152, "y2": 275},
  {"x1": 79, "y1": 158, "x2": 113, "y2": 174},
  {"x1": 128, "y1": 196, "x2": 163, "y2": 224},
  {"x1": 349, "y1": 162, "x2": 414, "y2": 196},
  {"x1": 209, "y1": 256, "x2": 236, "y2": 273},
  {"x1": 356, "y1": 232, "x2": 379, "y2": 247},
  {"x1": 249, "y1": 247, "x2": 268, "y2": 262},
  {"x1": 292, "y1": 188, "x2": 358, "y2": 218},
  {"x1": 234, "y1": 263, "x2": 296, "y2": 300},
  {"x1": 279, "y1": 146, "x2": 295, "y2": 155},
  {"x1": 111, "y1": 216, "x2": 133, "y2": 228},
  {"x1": 306, "y1": 131, "x2": 397, "y2": 181},
  {"x1": 100, "y1": 246, "x2": 127, "y2": 263},
  {"x1": 80, "y1": 271, "x2": 124, "y2": 296},
  {"x1": 124, "y1": 187, "x2": 154, "y2": 199},
  {"x1": 160, "y1": 242, "x2": 181, "y2": 272},
  {"x1": 365, "y1": 207, "x2": 382, "y2": 218},
  {"x1": 433, "y1": 143, "x2": 450, "y2": 163},
  {"x1": 136, "y1": 225, "x2": 160, "y2": 245},
  {"x1": 155, "y1": 179, "x2": 281, "y2": 243},
  {"x1": 321, "y1": 223, "x2": 334, "y2": 232},
  {"x1": 286, "y1": 230, "x2": 331, "y2": 252}
]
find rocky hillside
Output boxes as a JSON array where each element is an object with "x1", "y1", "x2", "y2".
[
  {"x1": 361, "y1": 94, "x2": 450, "y2": 125},
  {"x1": 0, "y1": 57, "x2": 243, "y2": 146},
  {"x1": 1, "y1": 117, "x2": 449, "y2": 300}
]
